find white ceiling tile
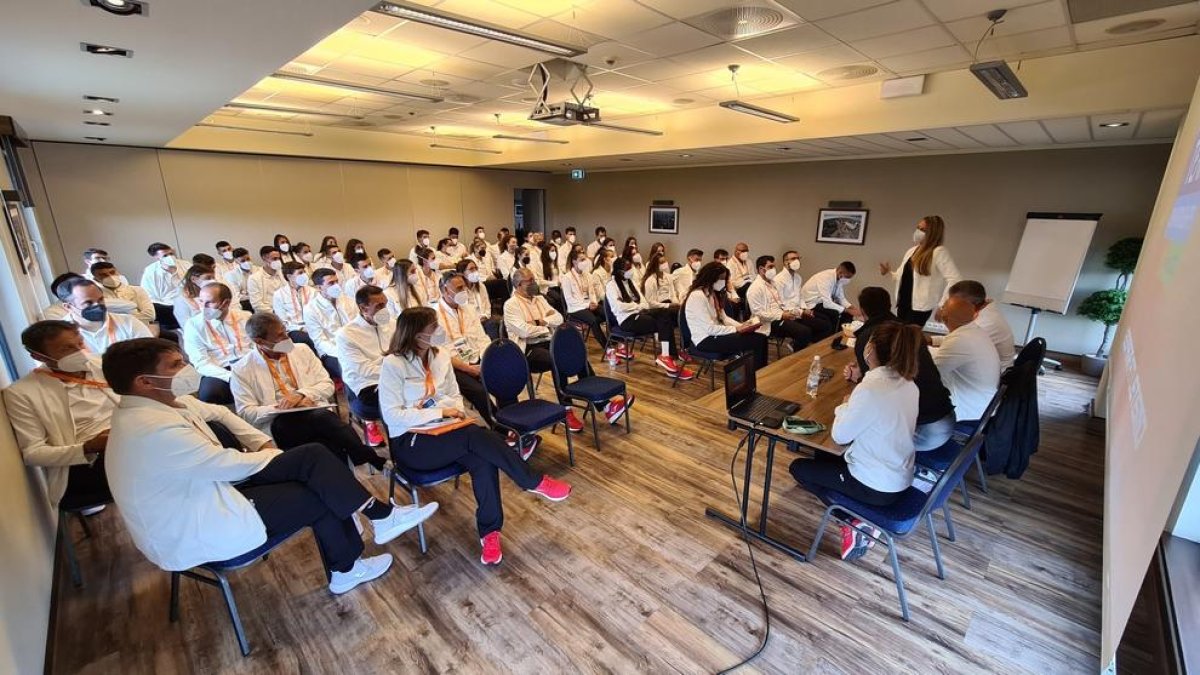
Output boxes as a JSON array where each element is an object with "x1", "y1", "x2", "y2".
[
  {"x1": 390, "y1": 69, "x2": 474, "y2": 90},
  {"x1": 420, "y1": 55, "x2": 508, "y2": 81},
  {"x1": 674, "y1": 43, "x2": 769, "y2": 75},
  {"x1": 883, "y1": 132, "x2": 954, "y2": 149},
  {"x1": 328, "y1": 55, "x2": 414, "y2": 80},
  {"x1": 552, "y1": 0, "x2": 673, "y2": 40},
  {"x1": 816, "y1": 0, "x2": 936, "y2": 42},
  {"x1": 976, "y1": 26, "x2": 1075, "y2": 60},
  {"x1": 571, "y1": 41, "x2": 656, "y2": 70},
  {"x1": 523, "y1": 19, "x2": 609, "y2": 49},
  {"x1": 774, "y1": 44, "x2": 873, "y2": 76},
  {"x1": 620, "y1": 21, "x2": 723, "y2": 56},
  {"x1": 852, "y1": 25, "x2": 957, "y2": 59},
  {"x1": 919, "y1": 0, "x2": 1043, "y2": 23},
  {"x1": 612, "y1": 57, "x2": 701, "y2": 82},
  {"x1": 1090, "y1": 113, "x2": 1140, "y2": 141},
  {"x1": 997, "y1": 120, "x2": 1055, "y2": 144},
  {"x1": 876, "y1": 44, "x2": 972, "y2": 74},
  {"x1": 308, "y1": 68, "x2": 393, "y2": 87},
  {"x1": 457, "y1": 41, "x2": 547, "y2": 70},
  {"x1": 855, "y1": 133, "x2": 920, "y2": 150},
  {"x1": 1135, "y1": 109, "x2": 1186, "y2": 140},
  {"x1": 636, "y1": 0, "x2": 743, "y2": 20},
  {"x1": 1073, "y1": 4, "x2": 1200, "y2": 44},
  {"x1": 831, "y1": 136, "x2": 900, "y2": 152},
  {"x1": 589, "y1": 70, "x2": 653, "y2": 91},
  {"x1": 377, "y1": 19, "x2": 488, "y2": 54},
  {"x1": 955, "y1": 124, "x2": 1019, "y2": 147},
  {"x1": 343, "y1": 13, "x2": 407, "y2": 37},
  {"x1": 917, "y1": 127, "x2": 986, "y2": 148},
  {"x1": 492, "y1": 0, "x2": 581, "y2": 19},
  {"x1": 733, "y1": 24, "x2": 840, "y2": 59},
  {"x1": 945, "y1": 1, "x2": 1068, "y2": 43},
  {"x1": 772, "y1": 0, "x2": 892, "y2": 22},
  {"x1": 431, "y1": 0, "x2": 541, "y2": 29}
]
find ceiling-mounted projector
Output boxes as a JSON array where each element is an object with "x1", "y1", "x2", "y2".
[
  {"x1": 970, "y1": 60, "x2": 1028, "y2": 99},
  {"x1": 529, "y1": 101, "x2": 600, "y2": 126}
]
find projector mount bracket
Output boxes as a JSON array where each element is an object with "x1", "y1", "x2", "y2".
[{"x1": 527, "y1": 60, "x2": 594, "y2": 117}]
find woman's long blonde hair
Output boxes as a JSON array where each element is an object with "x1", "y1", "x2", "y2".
[{"x1": 911, "y1": 215, "x2": 945, "y2": 276}]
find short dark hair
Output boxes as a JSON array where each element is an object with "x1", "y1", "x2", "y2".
[
  {"x1": 858, "y1": 286, "x2": 892, "y2": 320},
  {"x1": 349, "y1": 254, "x2": 370, "y2": 269},
  {"x1": 215, "y1": 240, "x2": 231, "y2": 249},
  {"x1": 565, "y1": 226, "x2": 576, "y2": 234},
  {"x1": 89, "y1": 261, "x2": 116, "y2": 276},
  {"x1": 83, "y1": 247, "x2": 108, "y2": 259},
  {"x1": 102, "y1": 338, "x2": 181, "y2": 395},
  {"x1": 594, "y1": 226, "x2": 606, "y2": 235},
  {"x1": 755, "y1": 255, "x2": 774, "y2": 270},
  {"x1": 439, "y1": 270, "x2": 465, "y2": 291},
  {"x1": 245, "y1": 312, "x2": 284, "y2": 340},
  {"x1": 203, "y1": 282, "x2": 233, "y2": 303},
  {"x1": 839, "y1": 261, "x2": 857, "y2": 275},
  {"x1": 947, "y1": 280, "x2": 987, "y2": 307},
  {"x1": 714, "y1": 248, "x2": 729, "y2": 259},
  {"x1": 147, "y1": 242, "x2": 172, "y2": 256},
  {"x1": 61, "y1": 277, "x2": 99, "y2": 300},
  {"x1": 231, "y1": 247, "x2": 249, "y2": 259},
  {"x1": 783, "y1": 249, "x2": 799, "y2": 259},
  {"x1": 551, "y1": 229, "x2": 561, "y2": 239},
  {"x1": 687, "y1": 248, "x2": 703, "y2": 258},
  {"x1": 355, "y1": 284, "x2": 384, "y2": 307},
  {"x1": 377, "y1": 248, "x2": 392, "y2": 260},
  {"x1": 50, "y1": 273, "x2": 83, "y2": 300},
  {"x1": 313, "y1": 268, "x2": 338, "y2": 286},
  {"x1": 259, "y1": 245, "x2": 277, "y2": 258},
  {"x1": 21, "y1": 320, "x2": 79, "y2": 354},
  {"x1": 416, "y1": 229, "x2": 429, "y2": 238},
  {"x1": 448, "y1": 227, "x2": 460, "y2": 236},
  {"x1": 437, "y1": 237, "x2": 452, "y2": 251},
  {"x1": 282, "y1": 261, "x2": 305, "y2": 277},
  {"x1": 192, "y1": 253, "x2": 216, "y2": 267}
]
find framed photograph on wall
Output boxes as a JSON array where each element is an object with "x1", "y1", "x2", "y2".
[
  {"x1": 816, "y1": 208, "x2": 869, "y2": 245},
  {"x1": 649, "y1": 205, "x2": 679, "y2": 235}
]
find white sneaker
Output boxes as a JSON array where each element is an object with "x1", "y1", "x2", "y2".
[
  {"x1": 80, "y1": 505, "x2": 107, "y2": 516},
  {"x1": 328, "y1": 554, "x2": 393, "y2": 595},
  {"x1": 372, "y1": 502, "x2": 439, "y2": 545}
]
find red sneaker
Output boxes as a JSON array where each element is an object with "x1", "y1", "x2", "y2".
[
  {"x1": 480, "y1": 531, "x2": 503, "y2": 565},
  {"x1": 604, "y1": 398, "x2": 627, "y2": 424},
  {"x1": 839, "y1": 524, "x2": 868, "y2": 561},
  {"x1": 675, "y1": 367, "x2": 697, "y2": 381},
  {"x1": 655, "y1": 354, "x2": 681, "y2": 375},
  {"x1": 678, "y1": 351, "x2": 695, "y2": 363},
  {"x1": 616, "y1": 344, "x2": 634, "y2": 361},
  {"x1": 365, "y1": 421, "x2": 385, "y2": 447},
  {"x1": 528, "y1": 475, "x2": 572, "y2": 502},
  {"x1": 565, "y1": 408, "x2": 585, "y2": 433},
  {"x1": 519, "y1": 434, "x2": 541, "y2": 461}
]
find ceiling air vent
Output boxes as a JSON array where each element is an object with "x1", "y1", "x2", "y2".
[
  {"x1": 684, "y1": 4, "x2": 799, "y2": 40},
  {"x1": 1106, "y1": 18, "x2": 1168, "y2": 33},
  {"x1": 818, "y1": 64, "x2": 879, "y2": 80}
]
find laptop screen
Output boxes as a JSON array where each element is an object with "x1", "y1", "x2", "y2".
[{"x1": 724, "y1": 353, "x2": 756, "y2": 411}]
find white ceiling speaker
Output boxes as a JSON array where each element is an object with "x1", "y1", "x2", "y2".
[{"x1": 818, "y1": 65, "x2": 880, "y2": 81}]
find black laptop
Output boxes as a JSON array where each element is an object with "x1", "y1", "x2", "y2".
[{"x1": 723, "y1": 353, "x2": 800, "y2": 428}]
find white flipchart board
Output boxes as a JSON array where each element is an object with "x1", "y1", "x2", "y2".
[{"x1": 1001, "y1": 212, "x2": 1101, "y2": 314}]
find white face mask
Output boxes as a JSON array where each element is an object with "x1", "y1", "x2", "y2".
[
  {"x1": 475, "y1": 231, "x2": 485, "y2": 240},
  {"x1": 787, "y1": 259, "x2": 801, "y2": 272},
  {"x1": 160, "y1": 255, "x2": 177, "y2": 268},
  {"x1": 324, "y1": 284, "x2": 342, "y2": 299},
  {"x1": 361, "y1": 267, "x2": 375, "y2": 281},
  {"x1": 913, "y1": 229, "x2": 926, "y2": 244},
  {"x1": 713, "y1": 279, "x2": 727, "y2": 292},
  {"x1": 203, "y1": 306, "x2": 224, "y2": 322},
  {"x1": 332, "y1": 252, "x2": 345, "y2": 265},
  {"x1": 385, "y1": 257, "x2": 396, "y2": 269},
  {"x1": 577, "y1": 260, "x2": 592, "y2": 274},
  {"x1": 279, "y1": 243, "x2": 291, "y2": 253},
  {"x1": 466, "y1": 271, "x2": 481, "y2": 284},
  {"x1": 567, "y1": 234, "x2": 576, "y2": 243},
  {"x1": 549, "y1": 251, "x2": 558, "y2": 261},
  {"x1": 429, "y1": 326, "x2": 448, "y2": 346},
  {"x1": 293, "y1": 273, "x2": 309, "y2": 288},
  {"x1": 764, "y1": 268, "x2": 777, "y2": 281},
  {"x1": 632, "y1": 253, "x2": 643, "y2": 264},
  {"x1": 239, "y1": 260, "x2": 253, "y2": 271},
  {"x1": 52, "y1": 349, "x2": 91, "y2": 373},
  {"x1": 449, "y1": 237, "x2": 458, "y2": 245},
  {"x1": 355, "y1": 247, "x2": 365, "y2": 255},
  {"x1": 689, "y1": 260, "x2": 701, "y2": 272},
  {"x1": 269, "y1": 259, "x2": 283, "y2": 271},
  {"x1": 623, "y1": 270, "x2": 635, "y2": 280},
  {"x1": 407, "y1": 273, "x2": 420, "y2": 285},
  {"x1": 420, "y1": 237, "x2": 430, "y2": 247},
  {"x1": 370, "y1": 308, "x2": 392, "y2": 326},
  {"x1": 220, "y1": 250, "x2": 234, "y2": 261},
  {"x1": 301, "y1": 252, "x2": 314, "y2": 263},
  {"x1": 451, "y1": 290, "x2": 470, "y2": 306},
  {"x1": 269, "y1": 338, "x2": 295, "y2": 354},
  {"x1": 146, "y1": 365, "x2": 201, "y2": 397},
  {"x1": 737, "y1": 251, "x2": 748, "y2": 262},
  {"x1": 659, "y1": 263, "x2": 670, "y2": 273},
  {"x1": 838, "y1": 277, "x2": 851, "y2": 286},
  {"x1": 100, "y1": 276, "x2": 122, "y2": 290}
]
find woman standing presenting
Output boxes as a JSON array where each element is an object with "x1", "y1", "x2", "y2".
[{"x1": 879, "y1": 215, "x2": 962, "y2": 326}]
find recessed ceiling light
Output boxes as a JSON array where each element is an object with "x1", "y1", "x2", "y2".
[
  {"x1": 83, "y1": 136, "x2": 107, "y2": 142},
  {"x1": 672, "y1": 98, "x2": 695, "y2": 105},
  {"x1": 619, "y1": 158, "x2": 634, "y2": 162},
  {"x1": 83, "y1": 94, "x2": 119, "y2": 103},
  {"x1": 86, "y1": 0, "x2": 147, "y2": 16},
  {"x1": 905, "y1": 136, "x2": 928, "y2": 141},
  {"x1": 420, "y1": 78, "x2": 451, "y2": 88},
  {"x1": 84, "y1": 109, "x2": 112, "y2": 116},
  {"x1": 777, "y1": 146, "x2": 792, "y2": 151},
  {"x1": 680, "y1": 154, "x2": 692, "y2": 158},
  {"x1": 83, "y1": 120, "x2": 110, "y2": 126},
  {"x1": 1099, "y1": 122, "x2": 1129, "y2": 128},
  {"x1": 81, "y1": 42, "x2": 133, "y2": 57}
]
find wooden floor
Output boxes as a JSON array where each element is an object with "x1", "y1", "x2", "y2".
[{"x1": 49, "y1": 347, "x2": 1106, "y2": 674}]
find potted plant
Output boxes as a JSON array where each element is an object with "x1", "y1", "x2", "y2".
[{"x1": 1077, "y1": 237, "x2": 1142, "y2": 376}]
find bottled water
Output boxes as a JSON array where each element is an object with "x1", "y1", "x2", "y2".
[{"x1": 807, "y1": 354, "x2": 822, "y2": 398}]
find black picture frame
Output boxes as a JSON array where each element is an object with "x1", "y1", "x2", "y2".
[
  {"x1": 649, "y1": 205, "x2": 679, "y2": 235},
  {"x1": 816, "y1": 208, "x2": 869, "y2": 245}
]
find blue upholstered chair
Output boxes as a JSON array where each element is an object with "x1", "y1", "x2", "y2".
[
  {"x1": 58, "y1": 499, "x2": 112, "y2": 588},
  {"x1": 916, "y1": 384, "x2": 1008, "y2": 509},
  {"x1": 674, "y1": 304, "x2": 743, "y2": 390},
  {"x1": 550, "y1": 325, "x2": 631, "y2": 454},
  {"x1": 386, "y1": 460, "x2": 463, "y2": 553},
  {"x1": 480, "y1": 338, "x2": 573, "y2": 464},
  {"x1": 601, "y1": 300, "x2": 653, "y2": 372}
]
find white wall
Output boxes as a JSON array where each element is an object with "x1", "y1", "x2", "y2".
[{"x1": 548, "y1": 145, "x2": 1171, "y2": 357}]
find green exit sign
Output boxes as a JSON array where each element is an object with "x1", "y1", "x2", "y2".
[{"x1": 570, "y1": 168, "x2": 586, "y2": 181}]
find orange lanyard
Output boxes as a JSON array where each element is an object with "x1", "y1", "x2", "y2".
[
  {"x1": 764, "y1": 279, "x2": 783, "y2": 305},
  {"x1": 104, "y1": 316, "x2": 117, "y2": 344},
  {"x1": 205, "y1": 317, "x2": 244, "y2": 357},
  {"x1": 437, "y1": 303, "x2": 466, "y2": 340},
  {"x1": 291, "y1": 286, "x2": 309, "y2": 313},
  {"x1": 570, "y1": 270, "x2": 590, "y2": 300},
  {"x1": 264, "y1": 353, "x2": 299, "y2": 396},
  {"x1": 421, "y1": 272, "x2": 438, "y2": 300},
  {"x1": 420, "y1": 353, "x2": 436, "y2": 403},
  {"x1": 36, "y1": 368, "x2": 109, "y2": 389},
  {"x1": 515, "y1": 295, "x2": 543, "y2": 324}
]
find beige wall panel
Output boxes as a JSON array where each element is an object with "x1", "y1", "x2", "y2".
[
  {"x1": 255, "y1": 155, "x2": 345, "y2": 248},
  {"x1": 338, "y1": 161, "x2": 414, "y2": 255},
  {"x1": 407, "y1": 166, "x2": 464, "y2": 233},
  {"x1": 157, "y1": 150, "x2": 267, "y2": 260}
]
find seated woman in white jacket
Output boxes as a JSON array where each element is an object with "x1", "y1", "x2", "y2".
[
  {"x1": 606, "y1": 257, "x2": 694, "y2": 380},
  {"x1": 379, "y1": 307, "x2": 571, "y2": 566},
  {"x1": 682, "y1": 262, "x2": 768, "y2": 370},
  {"x1": 455, "y1": 258, "x2": 500, "y2": 339},
  {"x1": 879, "y1": 215, "x2": 962, "y2": 326},
  {"x1": 231, "y1": 313, "x2": 385, "y2": 471},
  {"x1": 560, "y1": 246, "x2": 607, "y2": 350},
  {"x1": 640, "y1": 249, "x2": 681, "y2": 311},
  {"x1": 384, "y1": 259, "x2": 425, "y2": 316},
  {"x1": 172, "y1": 263, "x2": 216, "y2": 330},
  {"x1": 789, "y1": 321, "x2": 923, "y2": 560}
]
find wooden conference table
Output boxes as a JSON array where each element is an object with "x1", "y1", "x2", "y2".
[{"x1": 690, "y1": 334, "x2": 858, "y2": 561}]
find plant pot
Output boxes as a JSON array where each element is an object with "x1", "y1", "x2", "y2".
[{"x1": 1081, "y1": 353, "x2": 1108, "y2": 377}]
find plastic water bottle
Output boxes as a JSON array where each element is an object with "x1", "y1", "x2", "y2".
[
  {"x1": 607, "y1": 347, "x2": 618, "y2": 372},
  {"x1": 807, "y1": 355, "x2": 822, "y2": 398}
]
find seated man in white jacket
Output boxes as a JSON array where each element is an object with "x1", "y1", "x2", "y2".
[
  {"x1": 182, "y1": 282, "x2": 253, "y2": 404},
  {"x1": 102, "y1": 337, "x2": 436, "y2": 594},
  {"x1": 271, "y1": 261, "x2": 317, "y2": 354},
  {"x1": 801, "y1": 261, "x2": 860, "y2": 329},
  {"x1": 932, "y1": 280, "x2": 1015, "y2": 371},
  {"x1": 930, "y1": 297, "x2": 1001, "y2": 424},
  {"x1": 746, "y1": 255, "x2": 813, "y2": 354},
  {"x1": 89, "y1": 261, "x2": 155, "y2": 326},
  {"x1": 335, "y1": 284, "x2": 393, "y2": 447},
  {"x1": 304, "y1": 269, "x2": 357, "y2": 382},
  {"x1": 774, "y1": 250, "x2": 835, "y2": 341},
  {"x1": 222, "y1": 247, "x2": 255, "y2": 312},
  {"x1": 502, "y1": 268, "x2": 563, "y2": 374},
  {"x1": 231, "y1": 313, "x2": 385, "y2": 471},
  {"x1": 59, "y1": 277, "x2": 152, "y2": 354},
  {"x1": 247, "y1": 246, "x2": 286, "y2": 314}
]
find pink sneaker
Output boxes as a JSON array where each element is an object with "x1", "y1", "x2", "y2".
[
  {"x1": 365, "y1": 421, "x2": 385, "y2": 447},
  {"x1": 480, "y1": 531, "x2": 503, "y2": 565},
  {"x1": 528, "y1": 475, "x2": 572, "y2": 502},
  {"x1": 655, "y1": 354, "x2": 681, "y2": 375},
  {"x1": 565, "y1": 409, "x2": 585, "y2": 433},
  {"x1": 604, "y1": 398, "x2": 628, "y2": 424}
]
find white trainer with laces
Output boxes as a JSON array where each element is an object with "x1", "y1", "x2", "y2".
[
  {"x1": 329, "y1": 554, "x2": 393, "y2": 595},
  {"x1": 372, "y1": 502, "x2": 439, "y2": 545}
]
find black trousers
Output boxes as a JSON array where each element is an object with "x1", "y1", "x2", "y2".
[
  {"x1": 482, "y1": 318, "x2": 501, "y2": 340},
  {"x1": 799, "y1": 313, "x2": 836, "y2": 341},
  {"x1": 898, "y1": 308, "x2": 933, "y2": 327},
  {"x1": 240, "y1": 299, "x2": 253, "y2": 312},
  {"x1": 154, "y1": 303, "x2": 180, "y2": 331},
  {"x1": 271, "y1": 409, "x2": 384, "y2": 469},
  {"x1": 60, "y1": 457, "x2": 112, "y2": 511},
  {"x1": 730, "y1": 284, "x2": 751, "y2": 321},
  {"x1": 484, "y1": 278, "x2": 509, "y2": 311},
  {"x1": 320, "y1": 354, "x2": 343, "y2": 382},
  {"x1": 569, "y1": 308, "x2": 608, "y2": 349},
  {"x1": 813, "y1": 303, "x2": 855, "y2": 332},
  {"x1": 349, "y1": 385, "x2": 381, "y2": 420},
  {"x1": 790, "y1": 453, "x2": 905, "y2": 507},
  {"x1": 769, "y1": 319, "x2": 814, "y2": 352},
  {"x1": 697, "y1": 331, "x2": 768, "y2": 369},
  {"x1": 207, "y1": 421, "x2": 240, "y2": 450},
  {"x1": 455, "y1": 369, "x2": 495, "y2": 427},
  {"x1": 287, "y1": 330, "x2": 317, "y2": 354},
  {"x1": 237, "y1": 444, "x2": 368, "y2": 577},
  {"x1": 620, "y1": 308, "x2": 677, "y2": 356},
  {"x1": 198, "y1": 376, "x2": 233, "y2": 404},
  {"x1": 519, "y1": 343, "x2": 568, "y2": 406},
  {"x1": 391, "y1": 425, "x2": 539, "y2": 537}
]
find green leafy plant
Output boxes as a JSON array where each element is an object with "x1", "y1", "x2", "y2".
[{"x1": 1078, "y1": 237, "x2": 1142, "y2": 356}]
